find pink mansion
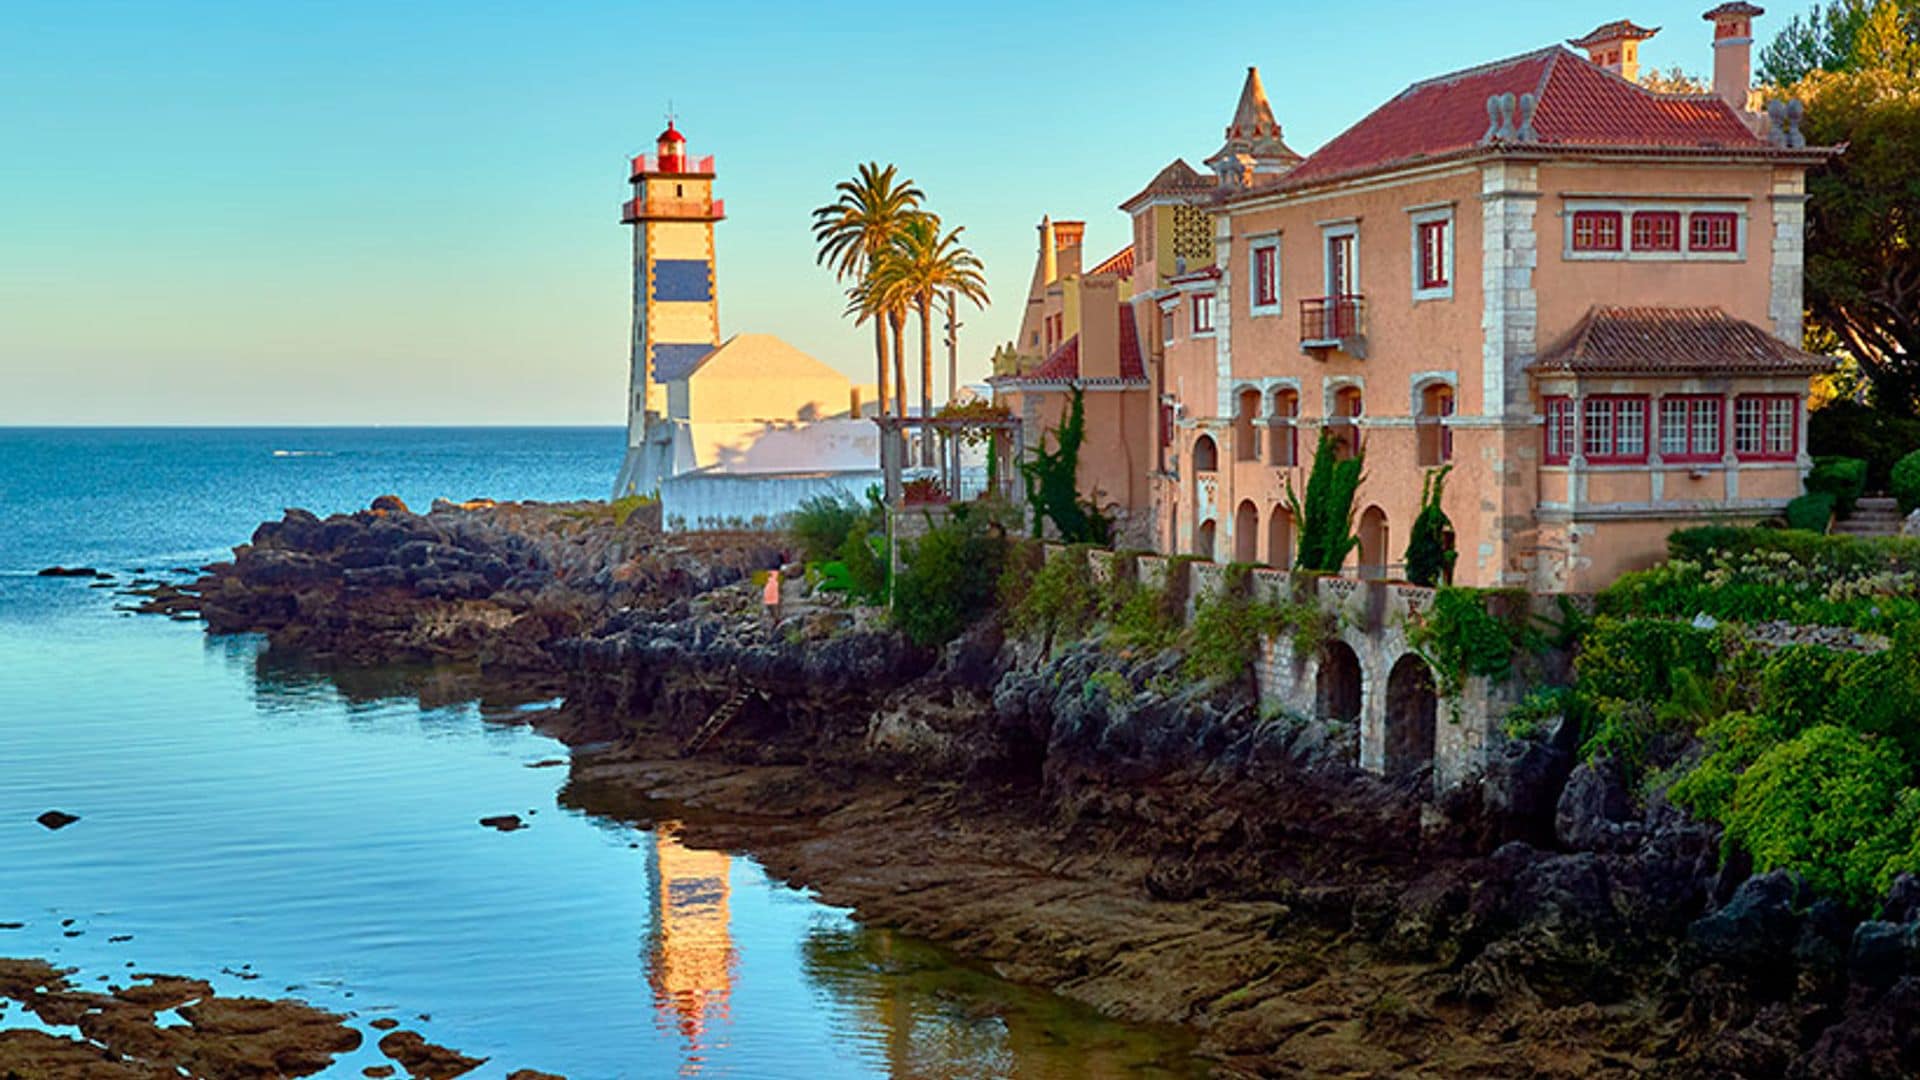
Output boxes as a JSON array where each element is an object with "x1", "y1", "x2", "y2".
[{"x1": 991, "y1": 4, "x2": 1832, "y2": 592}]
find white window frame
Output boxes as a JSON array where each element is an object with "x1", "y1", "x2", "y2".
[
  {"x1": 1560, "y1": 199, "x2": 1748, "y2": 263},
  {"x1": 1191, "y1": 293, "x2": 1215, "y2": 336},
  {"x1": 1248, "y1": 234, "x2": 1281, "y2": 316},
  {"x1": 1321, "y1": 222, "x2": 1359, "y2": 299},
  {"x1": 1408, "y1": 207, "x2": 1454, "y2": 302}
]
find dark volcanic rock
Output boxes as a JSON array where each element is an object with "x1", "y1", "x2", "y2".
[
  {"x1": 377, "y1": 1029, "x2": 486, "y2": 1078},
  {"x1": 36, "y1": 566, "x2": 99, "y2": 578},
  {"x1": 36, "y1": 810, "x2": 79, "y2": 830},
  {"x1": 369, "y1": 494, "x2": 411, "y2": 515},
  {"x1": 1554, "y1": 760, "x2": 1639, "y2": 852},
  {"x1": 479, "y1": 815, "x2": 524, "y2": 832}
]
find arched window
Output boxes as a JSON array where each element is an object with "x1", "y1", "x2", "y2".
[
  {"x1": 1329, "y1": 386, "x2": 1364, "y2": 460},
  {"x1": 1270, "y1": 389, "x2": 1300, "y2": 467},
  {"x1": 1195, "y1": 519, "x2": 1217, "y2": 560},
  {"x1": 1234, "y1": 388, "x2": 1263, "y2": 462},
  {"x1": 1358, "y1": 505, "x2": 1389, "y2": 579},
  {"x1": 1268, "y1": 506, "x2": 1295, "y2": 568},
  {"x1": 1192, "y1": 434, "x2": 1219, "y2": 473},
  {"x1": 1234, "y1": 500, "x2": 1260, "y2": 563},
  {"x1": 1417, "y1": 383, "x2": 1455, "y2": 466}
]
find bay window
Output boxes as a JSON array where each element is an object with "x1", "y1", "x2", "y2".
[
  {"x1": 1583, "y1": 395, "x2": 1647, "y2": 463},
  {"x1": 1544, "y1": 396, "x2": 1575, "y2": 465},
  {"x1": 1658, "y1": 395, "x2": 1722, "y2": 462},
  {"x1": 1734, "y1": 395, "x2": 1798, "y2": 460}
]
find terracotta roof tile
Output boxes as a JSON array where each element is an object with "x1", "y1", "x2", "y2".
[
  {"x1": 1533, "y1": 306, "x2": 1833, "y2": 376},
  {"x1": 1279, "y1": 47, "x2": 1763, "y2": 190},
  {"x1": 1568, "y1": 20, "x2": 1659, "y2": 47},
  {"x1": 1089, "y1": 245, "x2": 1136, "y2": 278},
  {"x1": 997, "y1": 301, "x2": 1147, "y2": 386}
]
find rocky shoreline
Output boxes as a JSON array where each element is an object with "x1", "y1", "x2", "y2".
[
  {"x1": 0, "y1": 957, "x2": 548, "y2": 1079},
  {"x1": 92, "y1": 496, "x2": 1920, "y2": 1077}
]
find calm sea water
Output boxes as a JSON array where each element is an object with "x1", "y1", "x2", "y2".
[{"x1": 0, "y1": 428, "x2": 1201, "y2": 1079}]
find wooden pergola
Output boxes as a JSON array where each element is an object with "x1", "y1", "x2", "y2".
[{"x1": 873, "y1": 415, "x2": 1026, "y2": 508}]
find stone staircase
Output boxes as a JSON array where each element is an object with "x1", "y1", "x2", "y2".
[{"x1": 1833, "y1": 496, "x2": 1905, "y2": 538}]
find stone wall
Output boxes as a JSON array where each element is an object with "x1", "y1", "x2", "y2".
[{"x1": 1039, "y1": 545, "x2": 1532, "y2": 794}]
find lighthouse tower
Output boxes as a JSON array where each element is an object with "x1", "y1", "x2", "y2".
[{"x1": 614, "y1": 121, "x2": 725, "y2": 497}]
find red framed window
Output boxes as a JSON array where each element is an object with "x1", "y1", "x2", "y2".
[
  {"x1": 1544, "y1": 396, "x2": 1575, "y2": 465},
  {"x1": 1160, "y1": 306, "x2": 1175, "y2": 345},
  {"x1": 1659, "y1": 395, "x2": 1723, "y2": 462},
  {"x1": 1583, "y1": 395, "x2": 1648, "y2": 463},
  {"x1": 1417, "y1": 220, "x2": 1450, "y2": 289},
  {"x1": 1572, "y1": 211, "x2": 1623, "y2": 252},
  {"x1": 1159, "y1": 403, "x2": 1175, "y2": 447},
  {"x1": 1690, "y1": 212, "x2": 1738, "y2": 253},
  {"x1": 1252, "y1": 246, "x2": 1278, "y2": 307},
  {"x1": 1734, "y1": 395, "x2": 1798, "y2": 459},
  {"x1": 1631, "y1": 211, "x2": 1681, "y2": 253},
  {"x1": 1192, "y1": 295, "x2": 1214, "y2": 334}
]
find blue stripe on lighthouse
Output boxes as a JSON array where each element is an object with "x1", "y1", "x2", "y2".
[
  {"x1": 651, "y1": 260, "x2": 713, "y2": 302},
  {"x1": 651, "y1": 343, "x2": 716, "y2": 381}
]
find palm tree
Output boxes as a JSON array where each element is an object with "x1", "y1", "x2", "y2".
[
  {"x1": 869, "y1": 214, "x2": 988, "y2": 462},
  {"x1": 843, "y1": 274, "x2": 910, "y2": 425},
  {"x1": 811, "y1": 163, "x2": 923, "y2": 419}
]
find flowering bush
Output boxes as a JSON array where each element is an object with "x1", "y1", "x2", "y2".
[{"x1": 900, "y1": 477, "x2": 950, "y2": 505}]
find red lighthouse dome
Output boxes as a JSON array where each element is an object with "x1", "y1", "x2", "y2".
[{"x1": 656, "y1": 121, "x2": 687, "y2": 172}]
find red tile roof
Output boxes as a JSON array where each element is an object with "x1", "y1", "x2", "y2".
[
  {"x1": 1089, "y1": 245, "x2": 1136, "y2": 278},
  {"x1": 1568, "y1": 20, "x2": 1659, "y2": 48},
  {"x1": 1277, "y1": 47, "x2": 1764, "y2": 190},
  {"x1": 1533, "y1": 306, "x2": 1833, "y2": 376},
  {"x1": 997, "y1": 301, "x2": 1147, "y2": 386}
]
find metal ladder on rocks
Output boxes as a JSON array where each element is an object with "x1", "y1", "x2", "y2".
[{"x1": 682, "y1": 686, "x2": 755, "y2": 757}]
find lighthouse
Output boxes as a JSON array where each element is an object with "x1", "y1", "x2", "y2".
[{"x1": 614, "y1": 121, "x2": 725, "y2": 497}]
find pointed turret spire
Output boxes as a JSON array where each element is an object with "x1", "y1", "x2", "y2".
[
  {"x1": 1207, "y1": 66, "x2": 1303, "y2": 187},
  {"x1": 1227, "y1": 66, "x2": 1279, "y2": 141}
]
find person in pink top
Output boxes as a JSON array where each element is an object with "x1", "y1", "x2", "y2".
[{"x1": 763, "y1": 568, "x2": 782, "y2": 624}]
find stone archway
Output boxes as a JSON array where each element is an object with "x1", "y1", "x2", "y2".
[
  {"x1": 1195, "y1": 519, "x2": 1217, "y2": 560},
  {"x1": 1384, "y1": 653, "x2": 1438, "y2": 778},
  {"x1": 1234, "y1": 500, "x2": 1260, "y2": 563},
  {"x1": 1316, "y1": 640, "x2": 1363, "y2": 724}
]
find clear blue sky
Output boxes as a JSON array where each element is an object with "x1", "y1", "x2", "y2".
[{"x1": 0, "y1": 1, "x2": 1790, "y2": 425}]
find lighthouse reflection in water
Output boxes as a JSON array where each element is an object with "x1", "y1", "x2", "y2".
[{"x1": 644, "y1": 825, "x2": 737, "y2": 1068}]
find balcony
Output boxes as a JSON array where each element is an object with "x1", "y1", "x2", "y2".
[
  {"x1": 629, "y1": 153, "x2": 716, "y2": 179},
  {"x1": 621, "y1": 197, "x2": 726, "y2": 224},
  {"x1": 1300, "y1": 295, "x2": 1366, "y2": 358}
]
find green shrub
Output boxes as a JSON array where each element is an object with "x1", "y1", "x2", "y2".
[
  {"x1": 1669, "y1": 710, "x2": 1791, "y2": 822},
  {"x1": 890, "y1": 509, "x2": 1010, "y2": 647},
  {"x1": 1895, "y1": 449, "x2": 1920, "y2": 515},
  {"x1": 1575, "y1": 616, "x2": 1720, "y2": 707},
  {"x1": 790, "y1": 494, "x2": 868, "y2": 563},
  {"x1": 1810, "y1": 401, "x2": 1920, "y2": 492},
  {"x1": 835, "y1": 529, "x2": 889, "y2": 604},
  {"x1": 1724, "y1": 724, "x2": 1913, "y2": 906},
  {"x1": 1403, "y1": 466, "x2": 1456, "y2": 587},
  {"x1": 1609, "y1": 527, "x2": 1920, "y2": 632},
  {"x1": 1288, "y1": 429, "x2": 1365, "y2": 573},
  {"x1": 1808, "y1": 456, "x2": 1869, "y2": 518},
  {"x1": 1408, "y1": 587, "x2": 1536, "y2": 701},
  {"x1": 1009, "y1": 545, "x2": 1099, "y2": 653},
  {"x1": 1018, "y1": 387, "x2": 1114, "y2": 544},
  {"x1": 1184, "y1": 591, "x2": 1279, "y2": 685},
  {"x1": 1107, "y1": 576, "x2": 1181, "y2": 654},
  {"x1": 1786, "y1": 491, "x2": 1837, "y2": 532}
]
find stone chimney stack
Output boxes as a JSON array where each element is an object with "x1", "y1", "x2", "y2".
[
  {"x1": 1706, "y1": 3, "x2": 1765, "y2": 112},
  {"x1": 1569, "y1": 19, "x2": 1660, "y2": 83}
]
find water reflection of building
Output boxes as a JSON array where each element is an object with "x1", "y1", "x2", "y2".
[{"x1": 644, "y1": 825, "x2": 736, "y2": 1059}]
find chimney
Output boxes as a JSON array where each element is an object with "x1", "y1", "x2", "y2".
[
  {"x1": 1039, "y1": 216, "x2": 1058, "y2": 286},
  {"x1": 1054, "y1": 220, "x2": 1086, "y2": 279},
  {"x1": 1705, "y1": 3, "x2": 1764, "y2": 112},
  {"x1": 1569, "y1": 20, "x2": 1660, "y2": 83}
]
